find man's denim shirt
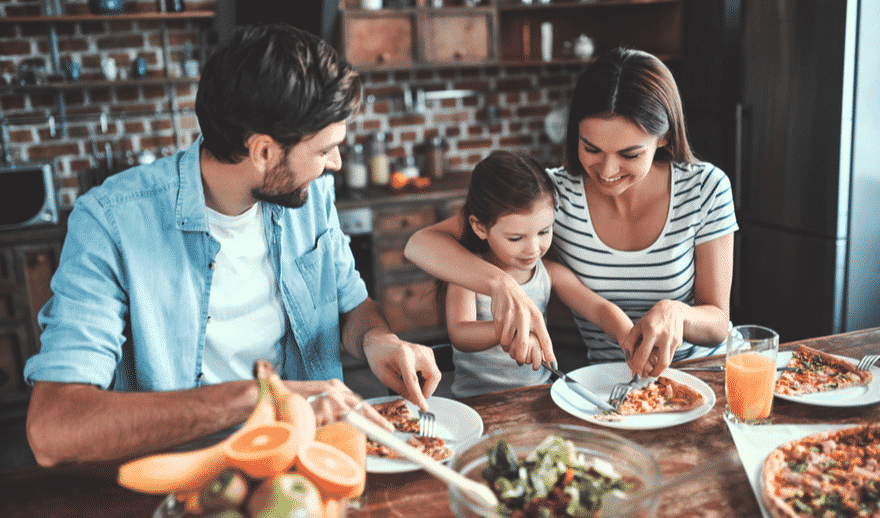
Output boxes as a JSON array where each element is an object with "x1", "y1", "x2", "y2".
[{"x1": 24, "y1": 137, "x2": 368, "y2": 391}]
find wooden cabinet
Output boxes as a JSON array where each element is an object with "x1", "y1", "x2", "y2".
[
  {"x1": 0, "y1": 225, "x2": 64, "y2": 417},
  {"x1": 337, "y1": 0, "x2": 681, "y2": 71},
  {"x1": 340, "y1": 5, "x2": 496, "y2": 69}
]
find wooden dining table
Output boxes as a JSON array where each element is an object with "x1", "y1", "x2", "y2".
[{"x1": 2, "y1": 327, "x2": 878, "y2": 518}]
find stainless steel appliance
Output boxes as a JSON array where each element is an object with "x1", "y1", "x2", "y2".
[
  {"x1": 733, "y1": 0, "x2": 880, "y2": 341},
  {"x1": 0, "y1": 163, "x2": 59, "y2": 231},
  {"x1": 338, "y1": 207, "x2": 375, "y2": 299}
]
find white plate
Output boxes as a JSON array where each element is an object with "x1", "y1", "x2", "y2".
[
  {"x1": 363, "y1": 396, "x2": 484, "y2": 474},
  {"x1": 773, "y1": 350, "x2": 880, "y2": 407},
  {"x1": 550, "y1": 363, "x2": 716, "y2": 430}
]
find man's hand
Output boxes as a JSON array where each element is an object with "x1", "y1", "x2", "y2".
[
  {"x1": 621, "y1": 299, "x2": 685, "y2": 378},
  {"x1": 490, "y1": 274, "x2": 554, "y2": 369},
  {"x1": 362, "y1": 330, "x2": 441, "y2": 411}
]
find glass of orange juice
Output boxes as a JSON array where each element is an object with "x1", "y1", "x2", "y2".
[{"x1": 724, "y1": 325, "x2": 779, "y2": 424}]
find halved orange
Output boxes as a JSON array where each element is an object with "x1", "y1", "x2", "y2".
[
  {"x1": 295, "y1": 441, "x2": 365, "y2": 499},
  {"x1": 222, "y1": 422, "x2": 301, "y2": 479},
  {"x1": 315, "y1": 422, "x2": 366, "y2": 498}
]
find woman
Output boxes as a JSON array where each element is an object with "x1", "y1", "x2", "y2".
[{"x1": 404, "y1": 48, "x2": 737, "y2": 378}]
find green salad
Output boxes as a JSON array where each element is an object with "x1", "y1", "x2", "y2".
[{"x1": 481, "y1": 435, "x2": 633, "y2": 518}]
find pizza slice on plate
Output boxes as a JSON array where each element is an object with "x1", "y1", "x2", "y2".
[
  {"x1": 372, "y1": 398, "x2": 420, "y2": 433},
  {"x1": 775, "y1": 345, "x2": 874, "y2": 397},
  {"x1": 761, "y1": 423, "x2": 880, "y2": 518},
  {"x1": 366, "y1": 398, "x2": 454, "y2": 461},
  {"x1": 594, "y1": 376, "x2": 705, "y2": 421},
  {"x1": 366, "y1": 435, "x2": 454, "y2": 461}
]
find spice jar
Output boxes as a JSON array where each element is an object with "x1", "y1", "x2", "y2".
[
  {"x1": 368, "y1": 132, "x2": 390, "y2": 186},
  {"x1": 424, "y1": 136, "x2": 445, "y2": 180}
]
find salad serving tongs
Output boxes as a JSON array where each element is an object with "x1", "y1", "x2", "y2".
[{"x1": 343, "y1": 410, "x2": 499, "y2": 510}]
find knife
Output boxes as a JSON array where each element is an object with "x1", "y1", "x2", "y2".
[
  {"x1": 677, "y1": 365, "x2": 795, "y2": 372},
  {"x1": 543, "y1": 361, "x2": 618, "y2": 413}
]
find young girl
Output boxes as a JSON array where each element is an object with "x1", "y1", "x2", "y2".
[{"x1": 446, "y1": 150, "x2": 633, "y2": 397}]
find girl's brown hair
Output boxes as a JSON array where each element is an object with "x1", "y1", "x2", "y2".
[
  {"x1": 459, "y1": 150, "x2": 557, "y2": 255},
  {"x1": 564, "y1": 47, "x2": 696, "y2": 176}
]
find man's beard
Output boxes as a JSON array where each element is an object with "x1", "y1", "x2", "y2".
[
  {"x1": 251, "y1": 159, "x2": 309, "y2": 209},
  {"x1": 252, "y1": 185, "x2": 308, "y2": 209}
]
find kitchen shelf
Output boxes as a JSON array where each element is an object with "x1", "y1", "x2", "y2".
[
  {"x1": 338, "y1": 1, "x2": 681, "y2": 71},
  {"x1": 0, "y1": 11, "x2": 215, "y2": 23},
  {"x1": 496, "y1": 0, "x2": 680, "y2": 11},
  {"x1": 4, "y1": 77, "x2": 200, "y2": 93}
]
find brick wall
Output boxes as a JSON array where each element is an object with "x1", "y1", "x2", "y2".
[
  {"x1": 353, "y1": 63, "x2": 581, "y2": 179},
  {"x1": 2, "y1": 0, "x2": 583, "y2": 207},
  {"x1": 0, "y1": 0, "x2": 214, "y2": 207}
]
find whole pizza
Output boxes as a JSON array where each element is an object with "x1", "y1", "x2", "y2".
[
  {"x1": 761, "y1": 423, "x2": 880, "y2": 518},
  {"x1": 775, "y1": 345, "x2": 875, "y2": 396}
]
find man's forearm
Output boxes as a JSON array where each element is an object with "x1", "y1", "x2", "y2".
[
  {"x1": 340, "y1": 297, "x2": 391, "y2": 362},
  {"x1": 27, "y1": 380, "x2": 259, "y2": 467}
]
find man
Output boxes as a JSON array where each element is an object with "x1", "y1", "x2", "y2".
[{"x1": 23, "y1": 24, "x2": 440, "y2": 467}]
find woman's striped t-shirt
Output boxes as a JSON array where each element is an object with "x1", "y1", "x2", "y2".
[{"x1": 548, "y1": 162, "x2": 739, "y2": 363}]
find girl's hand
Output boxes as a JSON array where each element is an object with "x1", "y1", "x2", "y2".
[
  {"x1": 621, "y1": 299, "x2": 685, "y2": 377},
  {"x1": 489, "y1": 274, "x2": 555, "y2": 368}
]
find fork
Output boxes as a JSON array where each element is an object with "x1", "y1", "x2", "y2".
[
  {"x1": 418, "y1": 409, "x2": 437, "y2": 438},
  {"x1": 608, "y1": 375, "x2": 642, "y2": 409},
  {"x1": 857, "y1": 354, "x2": 880, "y2": 371}
]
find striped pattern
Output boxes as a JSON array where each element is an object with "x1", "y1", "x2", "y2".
[{"x1": 548, "y1": 162, "x2": 738, "y2": 363}]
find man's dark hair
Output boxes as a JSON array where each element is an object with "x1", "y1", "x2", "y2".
[{"x1": 196, "y1": 23, "x2": 362, "y2": 164}]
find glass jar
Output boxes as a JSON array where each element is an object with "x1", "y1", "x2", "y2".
[
  {"x1": 368, "y1": 132, "x2": 390, "y2": 186},
  {"x1": 424, "y1": 136, "x2": 445, "y2": 180},
  {"x1": 345, "y1": 142, "x2": 368, "y2": 190}
]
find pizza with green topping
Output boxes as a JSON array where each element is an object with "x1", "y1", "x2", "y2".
[
  {"x1": 775, "y1": 345, "x2": 874, "y2": 397},
  {"x1": 761, "y1": 424, "x2": 880, "y2": 518}
]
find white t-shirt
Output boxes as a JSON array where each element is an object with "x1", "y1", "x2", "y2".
[{"x1": 202, "y1": 202, "x2": 285, "y2": 383}]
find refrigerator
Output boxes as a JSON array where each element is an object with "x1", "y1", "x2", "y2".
[{"x1": 731, "y1": 0, "x2": 880, "y2": 342}]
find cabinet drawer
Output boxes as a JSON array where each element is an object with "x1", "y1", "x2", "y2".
[
  {"x1": 343, "y1": 14, "x2": 415, "y2": 67},
  {"x1": 377, "y1": 238, "x2": 416, "y2": 272},
  {"x1": 375, "y1": 205, "x2": 437, "y2": 235},
  {"x1": 426, "y1": 11, "x2": 493, "y2": 64},
  {"x1": 382, "y1": 278, "x2": 442, "y2": 335}
]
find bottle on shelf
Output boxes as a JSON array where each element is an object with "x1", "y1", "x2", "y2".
[
  {"x1": 345, "y1": 141, "x2": 368, "y2": 190},
  {"x1": 424, "y1": 136, "x2": 445, "y2": 180},
  {"x1": 368, "y1": 132, "x2": 390, "y2": 186},
  {"x1": 400, "y1": 145, "x2": 419, "y2": 179}
]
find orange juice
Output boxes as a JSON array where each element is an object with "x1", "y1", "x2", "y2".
[{"x1": 726, "y1": 352, "x2": 776, "y2": 421}]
